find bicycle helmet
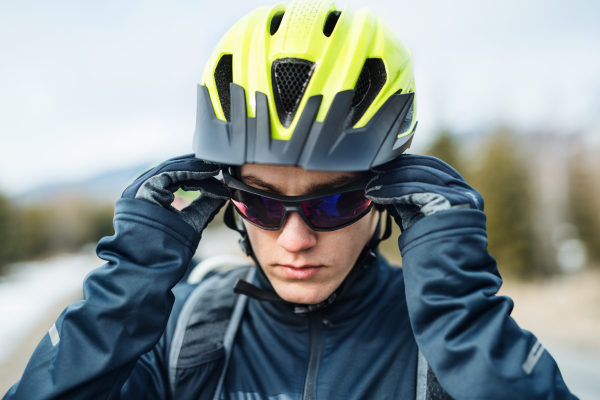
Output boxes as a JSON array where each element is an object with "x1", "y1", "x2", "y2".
[{"x1": 193, "y1": 0, "x2": 417, "y2": 171}]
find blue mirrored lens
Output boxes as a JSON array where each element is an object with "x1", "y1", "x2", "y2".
[{"x1": 302, "y1": 190, "x2": 371, "y2": 229}]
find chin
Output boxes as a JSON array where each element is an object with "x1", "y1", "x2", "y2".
[{"x1": 273, "y1": 282, "x2": 334, "y2": 305}]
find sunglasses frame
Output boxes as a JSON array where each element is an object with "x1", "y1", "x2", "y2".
[{"x1": 222, "y1": 171, "x2": 374, "y2": 232}]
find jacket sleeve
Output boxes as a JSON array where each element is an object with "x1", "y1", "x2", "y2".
[
  {"x1": 119, "y1": 283, "x2": 196, "y2": 399},
  {"x1": 399, "y1": 209, "x2": 578, "y2": 400},
  {"x1": 3, "y1": 198, "x2": 201, "y2": 400}
]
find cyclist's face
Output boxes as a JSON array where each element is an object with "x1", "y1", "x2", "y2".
[{"x1": 240, "y1": 163, "x2": 377, "y2": 305}]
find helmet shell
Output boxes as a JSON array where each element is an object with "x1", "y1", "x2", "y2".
[{"x1": 194, "y1": 0, "x2": 417, "y2": 171}]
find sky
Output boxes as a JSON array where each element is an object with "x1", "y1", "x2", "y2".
[{"x1": 1, "y1": 0, "x2": 599, "y2": 195}]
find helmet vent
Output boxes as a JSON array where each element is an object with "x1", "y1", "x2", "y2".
[
  {"x1": 270, "y1": 12, "x2": 285, "y2": 35},
  {"x1": 272, "y1": 58, "x2": 315, "y2": 128},
  {"x1": 323, "y1": 11, "x2": 341, "y2": 37},
  {"x1": 346, "y1": 58, "x2": 387, "y2": 128},
  {"x1": 351, "y1": 68, "x2": 371, "y2": 107},
  {"x1": 214, "y1": 54, "x2": 233, "y2": 121}
]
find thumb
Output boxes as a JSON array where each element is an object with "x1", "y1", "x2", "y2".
[{"x1": 177, "y1": 195, "x2": 226, "y2": 233}]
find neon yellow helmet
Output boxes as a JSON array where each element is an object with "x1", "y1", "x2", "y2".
[{"x1": 193, "y1": 0, "x2": 417, "y2": 171}]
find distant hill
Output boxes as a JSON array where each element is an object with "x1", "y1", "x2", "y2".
[{"x1": 14, "y1": 163, "x2": 155, "y2": 204}]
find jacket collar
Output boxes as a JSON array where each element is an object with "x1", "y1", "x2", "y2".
[{"x1": 245, "y1": 252, "x2": 390, "y2": 322}]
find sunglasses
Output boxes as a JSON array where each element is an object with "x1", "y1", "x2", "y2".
[{"x1": 222, "y1": 171, "x2": 374, "y2": 232}]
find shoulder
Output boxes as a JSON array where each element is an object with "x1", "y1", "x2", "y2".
[
  {"x1": 171, "y1": 283, "x2": 198, "y2": 318},
  {"x1": 169, "y1": 264, "x2": 252, "y2": 325},
  {"x1": 377, "y1": 254, "x2": 404, "y2": 282},
  {"x1": 163, "y1": 282, "x2": 198, "y2": 348},
  {"x1": 163, "y1": 265, "x2": 253, "y2": 360},
  {"x1": 374, "y1": 254, "x2": 408, "y2": 306}
]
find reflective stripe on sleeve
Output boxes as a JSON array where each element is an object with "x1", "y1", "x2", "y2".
[
  {"x1": 49, "y1": 323, "x2": 60, "y2": 346},
  {"x1": 522, "y1": 340, "x2": 544, "y2": 375}
]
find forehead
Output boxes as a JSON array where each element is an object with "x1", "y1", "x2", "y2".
[{"x1": 239, "y1": 164, "x2": 362, "y2": 196}]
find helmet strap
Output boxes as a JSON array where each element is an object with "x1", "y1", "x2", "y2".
[{"x1": 225, "y1": 203, "x2": 393, "y2": 315}]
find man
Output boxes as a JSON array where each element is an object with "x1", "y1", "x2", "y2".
[{"x1": 4, "y1": 1, "x2": 577, "y2": 399}]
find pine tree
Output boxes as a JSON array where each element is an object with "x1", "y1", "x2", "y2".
[
  {"x1": 0, "y1": 193, "x2": 11, "y2": 272},
  {"x1": 470, "y1": 129, "x2": 536, "y2": 278},
  {"x1": 568, "y1": 156, "x2": 600, "y2": 266},
  {"x1": 424, "y1": 129, "x2": 465, "y2": 175}
]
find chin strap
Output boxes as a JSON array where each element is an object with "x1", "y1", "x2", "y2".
[{"x1": 224, "y1": 202, "x2": 393, "y2": 315}]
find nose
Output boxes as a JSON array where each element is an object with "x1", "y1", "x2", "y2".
[{"x1": 277, "y1": 212, "x2": 317, "y2": 253}]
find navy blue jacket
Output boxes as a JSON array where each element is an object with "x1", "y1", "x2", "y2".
[{"x1": 3, "y1": 198, "x2": 576, "y2": 399}]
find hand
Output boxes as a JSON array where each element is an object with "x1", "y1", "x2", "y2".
[
  {"x1": 365, "y1": 155, "x2": 484, "y2": 231},
  {"x1": 121, "y1": 154, "x2": 230, "y2": 234}
]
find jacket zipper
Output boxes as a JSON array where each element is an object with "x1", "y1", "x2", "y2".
[{"x1": 302, "y1": 312, "x2": 324, "y2": 400}]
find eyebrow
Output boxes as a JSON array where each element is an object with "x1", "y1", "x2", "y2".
[{"x1": 240, "y1": 174, "x2": 361, "y2": 195}]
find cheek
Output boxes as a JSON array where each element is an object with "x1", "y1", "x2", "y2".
[
  {"x1": 244, "y1": 209, "x2": 377, "y2": 265},
  {"x1": 244, "y1": 221, "x2": 278, "y2": 253},
  {"x1": 321, "y1": 211, "x2": 377, "y2": 262}
]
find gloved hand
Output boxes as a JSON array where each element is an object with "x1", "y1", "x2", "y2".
[
  {"x1": 365, "y1": 155, "x2": 484, "y2": 231},
  {"x1": 122, "y1": 154, "x2": 230, "y2": 234}
]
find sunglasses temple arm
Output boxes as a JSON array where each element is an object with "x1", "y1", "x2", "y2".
[
  {"x1": 369, "y1": 210, "x2": 392, "y2": 249},
  {"x1": 224, "y1": 202, "x2": 253, "y2": 256}
]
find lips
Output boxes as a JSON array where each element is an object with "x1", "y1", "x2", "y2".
[{"x1": 278, "y1": 264, "x2": 323, "y2": 279}]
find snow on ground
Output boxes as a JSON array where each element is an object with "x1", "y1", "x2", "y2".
[
  {"x1": 0, "y1": 225, "x2": 243, "y2": 366},
  {"x1": 0, "y1": 250, "x2": 102, "y2": 364}
]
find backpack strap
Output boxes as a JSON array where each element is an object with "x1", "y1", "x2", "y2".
[
  {"x1": 168, "y1": 265, "x2": 255, "y2": 398},
  {"x1": 416, "y1": 349, "x2": 428, "y2": 400},
  {"x1": 415, "y1": 349, "x2": 454, "y2": 400},
  {"x1": 212, "y1": 266, "x2": 255, "y2": 400}
]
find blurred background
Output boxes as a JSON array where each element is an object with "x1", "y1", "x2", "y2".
[{"x1": 1, "y1": 0, "x2": 599, "y2": 397}]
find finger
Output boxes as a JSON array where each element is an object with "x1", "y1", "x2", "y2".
[
  {"x1": 180, "y1": 177, "x2": 230, "y2": 200},
  {"x1": 372, "y1": 154, "x2": 464, "y2": 181},
  {"x1": 368, "y1": 166, "x2": 466, "y2": 189},
  {"x1": 123, "y1": 156, "x2": 220, "y2": 199},
  {"x1": 178, "y1": 196, "x2": 226, "y2": 232},
  {"x1": 144, "y1": 159, "x2": 220, "y2": 181},
  {"x1": 127, "y1": 154, "x2": 201, "y2": 187},
  {"x1": 383, "y1": 204, "x2": 405, "y2": 231},
  {"x1": 366, "y1": 182, "x2": 439, "y2": 203},
  {"x1": 368, "y1": 165, "x2": 483, "y2": 210},
  {"x1": 366, "y1": 182, "x2": 481, "y2": 210}
]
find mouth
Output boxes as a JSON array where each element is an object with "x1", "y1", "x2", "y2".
[{"x1": 277, "y1": 264, "x2": 323, "y2": 279}]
